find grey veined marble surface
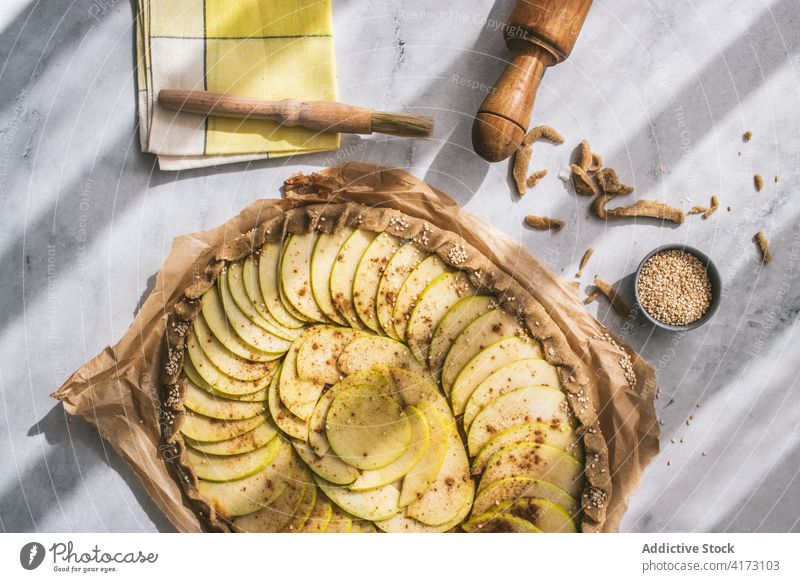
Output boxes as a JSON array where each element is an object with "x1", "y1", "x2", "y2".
[{"x1": 1, "y1": 0, "x2": 799, "y2": 533}]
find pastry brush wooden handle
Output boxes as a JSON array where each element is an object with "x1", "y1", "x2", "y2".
[
  {"x1": 472, "y1": 0, "x2": 593, "y2": 162},
  {"x1": 158, "y1": 90, "x2": 375, "y2": 134}
]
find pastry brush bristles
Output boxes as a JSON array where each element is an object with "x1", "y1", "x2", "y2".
[{"x1": 371, "y1": 111, "x2": 434, "y2": 138}]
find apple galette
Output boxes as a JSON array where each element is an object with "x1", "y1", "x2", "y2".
[{"x1": 159, "y1": 202, "x2": 611, "y2": 533}]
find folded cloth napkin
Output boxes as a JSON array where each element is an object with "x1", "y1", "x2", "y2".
[{"x1": 136, "y1": 0, "x2": 340, "y2": 170}]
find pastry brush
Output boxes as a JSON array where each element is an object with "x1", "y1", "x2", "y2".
[{"x1": 158, "y1": 90, "x2": 433, "y2": 139}]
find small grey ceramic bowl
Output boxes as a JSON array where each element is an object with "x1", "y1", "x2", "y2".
[{"x1": 634, "y1": 244, "x2": 721, "y2": 331}]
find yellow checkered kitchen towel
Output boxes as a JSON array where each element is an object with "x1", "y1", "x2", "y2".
[{"x1": 136, "y1": 0, "x2": 339, "y2": 170}]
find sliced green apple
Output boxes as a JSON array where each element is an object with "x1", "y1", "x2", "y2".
[
  {"x1": 233, "y1": 464, "x2": 314, "y2": 532},
  {"x1": 441, "y1": 309, "x2": 520, "y2": 395},
  {"x1": 183, "y1": 378, "x2": 266, "y2": 420},
  {"x1": 200, "y1": 285, "x2": 278, "y2": 362},
  {"x1": 375, "y1": 504, "x2": 470, "y2": 533},
  {"x1": 449, "y1": 336, "x2": 542, "y2": 417},
  {"x1": 242, "y1": 255, "x2": 303, "y2": 340},
  {"x1": 469, "y1": 498, "x2": 576, "y2": 533},
  {"x1": 326, "y1": 383, "x2": 411, "y2": 471},
  {"x1": 427, "y1": 295, "x2": 494, "y2": 379},
  {"x1": 258, "y1": 242, "x2": 306, "y2": 329},
  {"x1": 473, "y1": 421, "x2": 583, "y2": 474},
  {"x1": 184, "y1": 357, "x2": 267, "y2": 402},
  {"x1": 349, "y1": 405, "x2": 429, "y2": 491},
  {"x1": 280, "y1": 233, "x2": 330, "y2": 322},
  {"x1": 337, "y1": 335, "x2": 429, "y2": 379},
  {"x1": 186, "y1": 332, "x2": 272, "y2": 396},
  {"x1": 314, "y1": 477, "x2": 401, "y2": 521},
  {"x1": 286, "y1": 484, "x2": 318, "y2": 532},
  {"x1": 399, "y1": 402, "x2": 449, "y2": 508},
  {"x1": 330, "y1": 229, "x2": 376, "y2": 329},
  {"x1": 193, "y1": 314, "x2": 276, "y2": 381},
  {"x1": 300, "y1": 496, "x2": 334, "y2": 533},
  {"x1": 185, "y1": 423, "x2": 277, "y2": 456},
  {"x1": 218, "y1": 272, "x2": 293, "y2": 354},
  {"x1": 198, "y1": 438, "x2": 293, "y2": 516},
  {"x1": 293, "y1": 439, "x2": 359, "y2": 485},
  {"x1": 187, "y1": 437, "x2": 281, "y2": 482},
  {"x1": 295, "y1": 326, "x2": 362, "y2": 385},
  {"x1": 267, "y1": 365, "x2": 309, "y2": 441},
  {"x1": 468, "y1": 385, "x2": 573, "y2": 456},
  {"x1": 479, "y1": 442, "x2": 584, "y2": 499},
  {"x1": 462, "y1": 513, "x2": 542, "y2": 533},
  {"x1": 228, "y1": 260, "x2": 301, "y2": 341},
  {"x1": 392, "y1": 255, "x2": 448, "y2": 341},
  {"x1": 376, "y1": 243, "x2": 426, "y2": 339},
  {"x1": 310, "y1": 228, "x2": 354, "y2": 325},
  {"x1": 471, "y1": 476, "x2": 578, "y2": 517},
  {"x1": 406, "y1": 271, "x2": 474, "y2": 364},
  {"x1": 324, "y1": 505, "x2": 354, "y2": 533},
  {"x1": 384, "y1": 366, "x2": 450, "y2": 418},
  {"x1": 278, "y1": 330, "x2": 326, "y2": 421},
  {"x1": 405, "y1": 412, "x2": 474, "y2": 526},
  {"x1": 352, "y1": 232, "x2": 401, "y2": 332},
  {"x1": 180, "y1": 409, "x2": 265, "y2": 442},
  {"x1": 350, "y1": 520, "x2": 377, "y2": 533},
  {"x1": 463, "y1": 358, "x2": 562, "y2": 432}
]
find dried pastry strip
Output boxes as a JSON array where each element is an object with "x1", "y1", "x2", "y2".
[
  {"x1": 576, "y1": 248, "x2": 594, "y2": 278},
  {"x1": 523, "y1": 125, "x2": 566, "y2": 146},
  {"x1": 513, "y1": 144, "x2": 533, "y2": 195},
  {"x1": 525, "y1": 214, "x2": 565, "y2": 231},
  {"x1": 600, "y1": 199, "x2": 686, "y2": 224},
  {"x1": 755, "y1": 230, "x2": 773, "y2": 263},
  {"x1": 702, "y1": 195, "x2": 719, "y2": 219},
  {"x1": 593, "y1": 277, "x2": 633, "y2": 319},
  {"x1": 526, "y1": 169, "x2": 548, "y2": 189}
]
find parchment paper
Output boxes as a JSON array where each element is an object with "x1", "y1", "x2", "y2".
[{"x1": 53, "y1": 161, "x2": 659, "y2": 533}]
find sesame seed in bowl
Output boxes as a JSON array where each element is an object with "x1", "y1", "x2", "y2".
[{"x1": 634, "y1": 245, "x2": 721, "y2": 331}]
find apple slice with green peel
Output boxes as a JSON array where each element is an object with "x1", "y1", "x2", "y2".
[
  {"x1": 310, "y1": 228, "x2": 353, "y2": 325},
  {"x1": 228, "y1": 261, "x2": 301, "y2": 340},
  {"x1": 462, "y1": 512, "x2": 543, "y2": 533},
  {"x1": 468, "y1": 385, "x2": 572, "y2": 456},
  {"x1": 198, "y1": 439, "x2": 293, "y2": 516},
  {"x1": 376, "y1": 243, "x2": 426, "y2": 339},
  {"x1": 242, "y1": 256, "x2": 302, "y2": 340},
  {"x1": 463, "y1": 359, "x2": 562, "y2": 432},
  {"x1": 180, "y1": 409, "x2": 265, "y2": 442},
  {"x1": 295, "y1": 326, "x2": 362, "y2": 385},
  {"x1": 276, "y1": 240, "x2": 314, "y2": 324},
  {"x1": 201, "y1": 285, "x2": 278, "y2": 362},
  {"x1": 392, "y1": 255, "x2": 448, "y2": 341},
  {"x1": 218, "y1": 273, "x2": 293, "y2": 354},
  {"x1": 375, "y1": 501, "x2": 471, "y2": 533},
  {"x1": 314, "y1": 476, "x2": 401, "y2": 521},
  {"x1": 326, "y1": 383, "x2": 412, "y2": 471},
  {"x1": 185, "y1": 423, "x2": 277, "y2": 456},
  {"x1": 233, "y1": 466, "x2": 314, "y2": 532},
  {"x1": 471, "y1": 477, "x2": 578, "y2": 517},
  {"x1": 324, "y1": 505, "x2": 354, "y2": 533},
  {"x1": 184, "y1": 357, "x2": 267, "y2": 402},
  {"x1": 473, "y1": 498, "x2": 576, "y2": 533},
  {"x1": 441, "y1": 309, "x2": 520, "y2": 396},
  {"x1": 330, "y1": 229, "x2": 376, "y2": 329},
  {"x1": 307, "y1": 369, "x2": 390, "y2": 456},
  {"x1": 473, "y1": 421, "x2": 582, "y2": 474},
  {"x1": 267, "y1": 366, "x2": 309, "y2": 441},
  {"x1": 186, "y1": 333, "x2": 273, "y2": 396},
  {"x1": 405, "y1": 414, "x2": 474, "y2": 526},
  {"x1": 349, "y1": 405, "x2": 429, "y2": 491},
  {"x1": 184, "y1": 378, "x2": 266, "y2": 420},
  {"x1": 337, "y1": 336, "x2": 430, "y2": 380},
  {"x1": 286, "y1": 484, "x2": 318, "y2": 532},
  {"x1": 193, "y1": 314, "x2": 277, "y2": 381},
  {"x1": 399, "y1": 402, "x2": 449, "y2": 508},
  {"x1": 353, "y1": 233, "x2": 401, "y2": 332},
  {"x1": 300, "y1": 496, "x2": 334, "y2": 533},
  {"x1": 278, "y1": 332, "x2": 326, "y2": 421},
  {"x1": 450, "y1": 336, "x2": 542, "y2": 417},
  {"x1": 428, "y1": 295, "x2": 494, "y2": 379},
  {"x1": 187, "y1": 438, "x2": 281, "y2": 482},
  {"x1": 384, "y1": 366, "x2": 450, "y2": 418},
  {"x1": 479, "y1": 442, "x2": 584, "y2": 499},
  {"x1": 407, "y1": 272, "x2": 475, "y2": 364},
  {"x1": 280, "y1": 233, "x2": 330, "y2": 323},
  {"x1": 294, "y1": 439, "x2": 359, "y2": 485},
  {"x1": 258, "y1": 242, "x2": 306, "y2": 329}
]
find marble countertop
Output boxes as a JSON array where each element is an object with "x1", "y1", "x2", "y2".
[{"x1": 1, "y1": 0, "x2": 799, "y2": 533}]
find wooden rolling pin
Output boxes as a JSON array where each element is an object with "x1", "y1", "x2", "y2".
[{"x1": 472, "y1": 0, "x2": 593, "y2": 162}]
